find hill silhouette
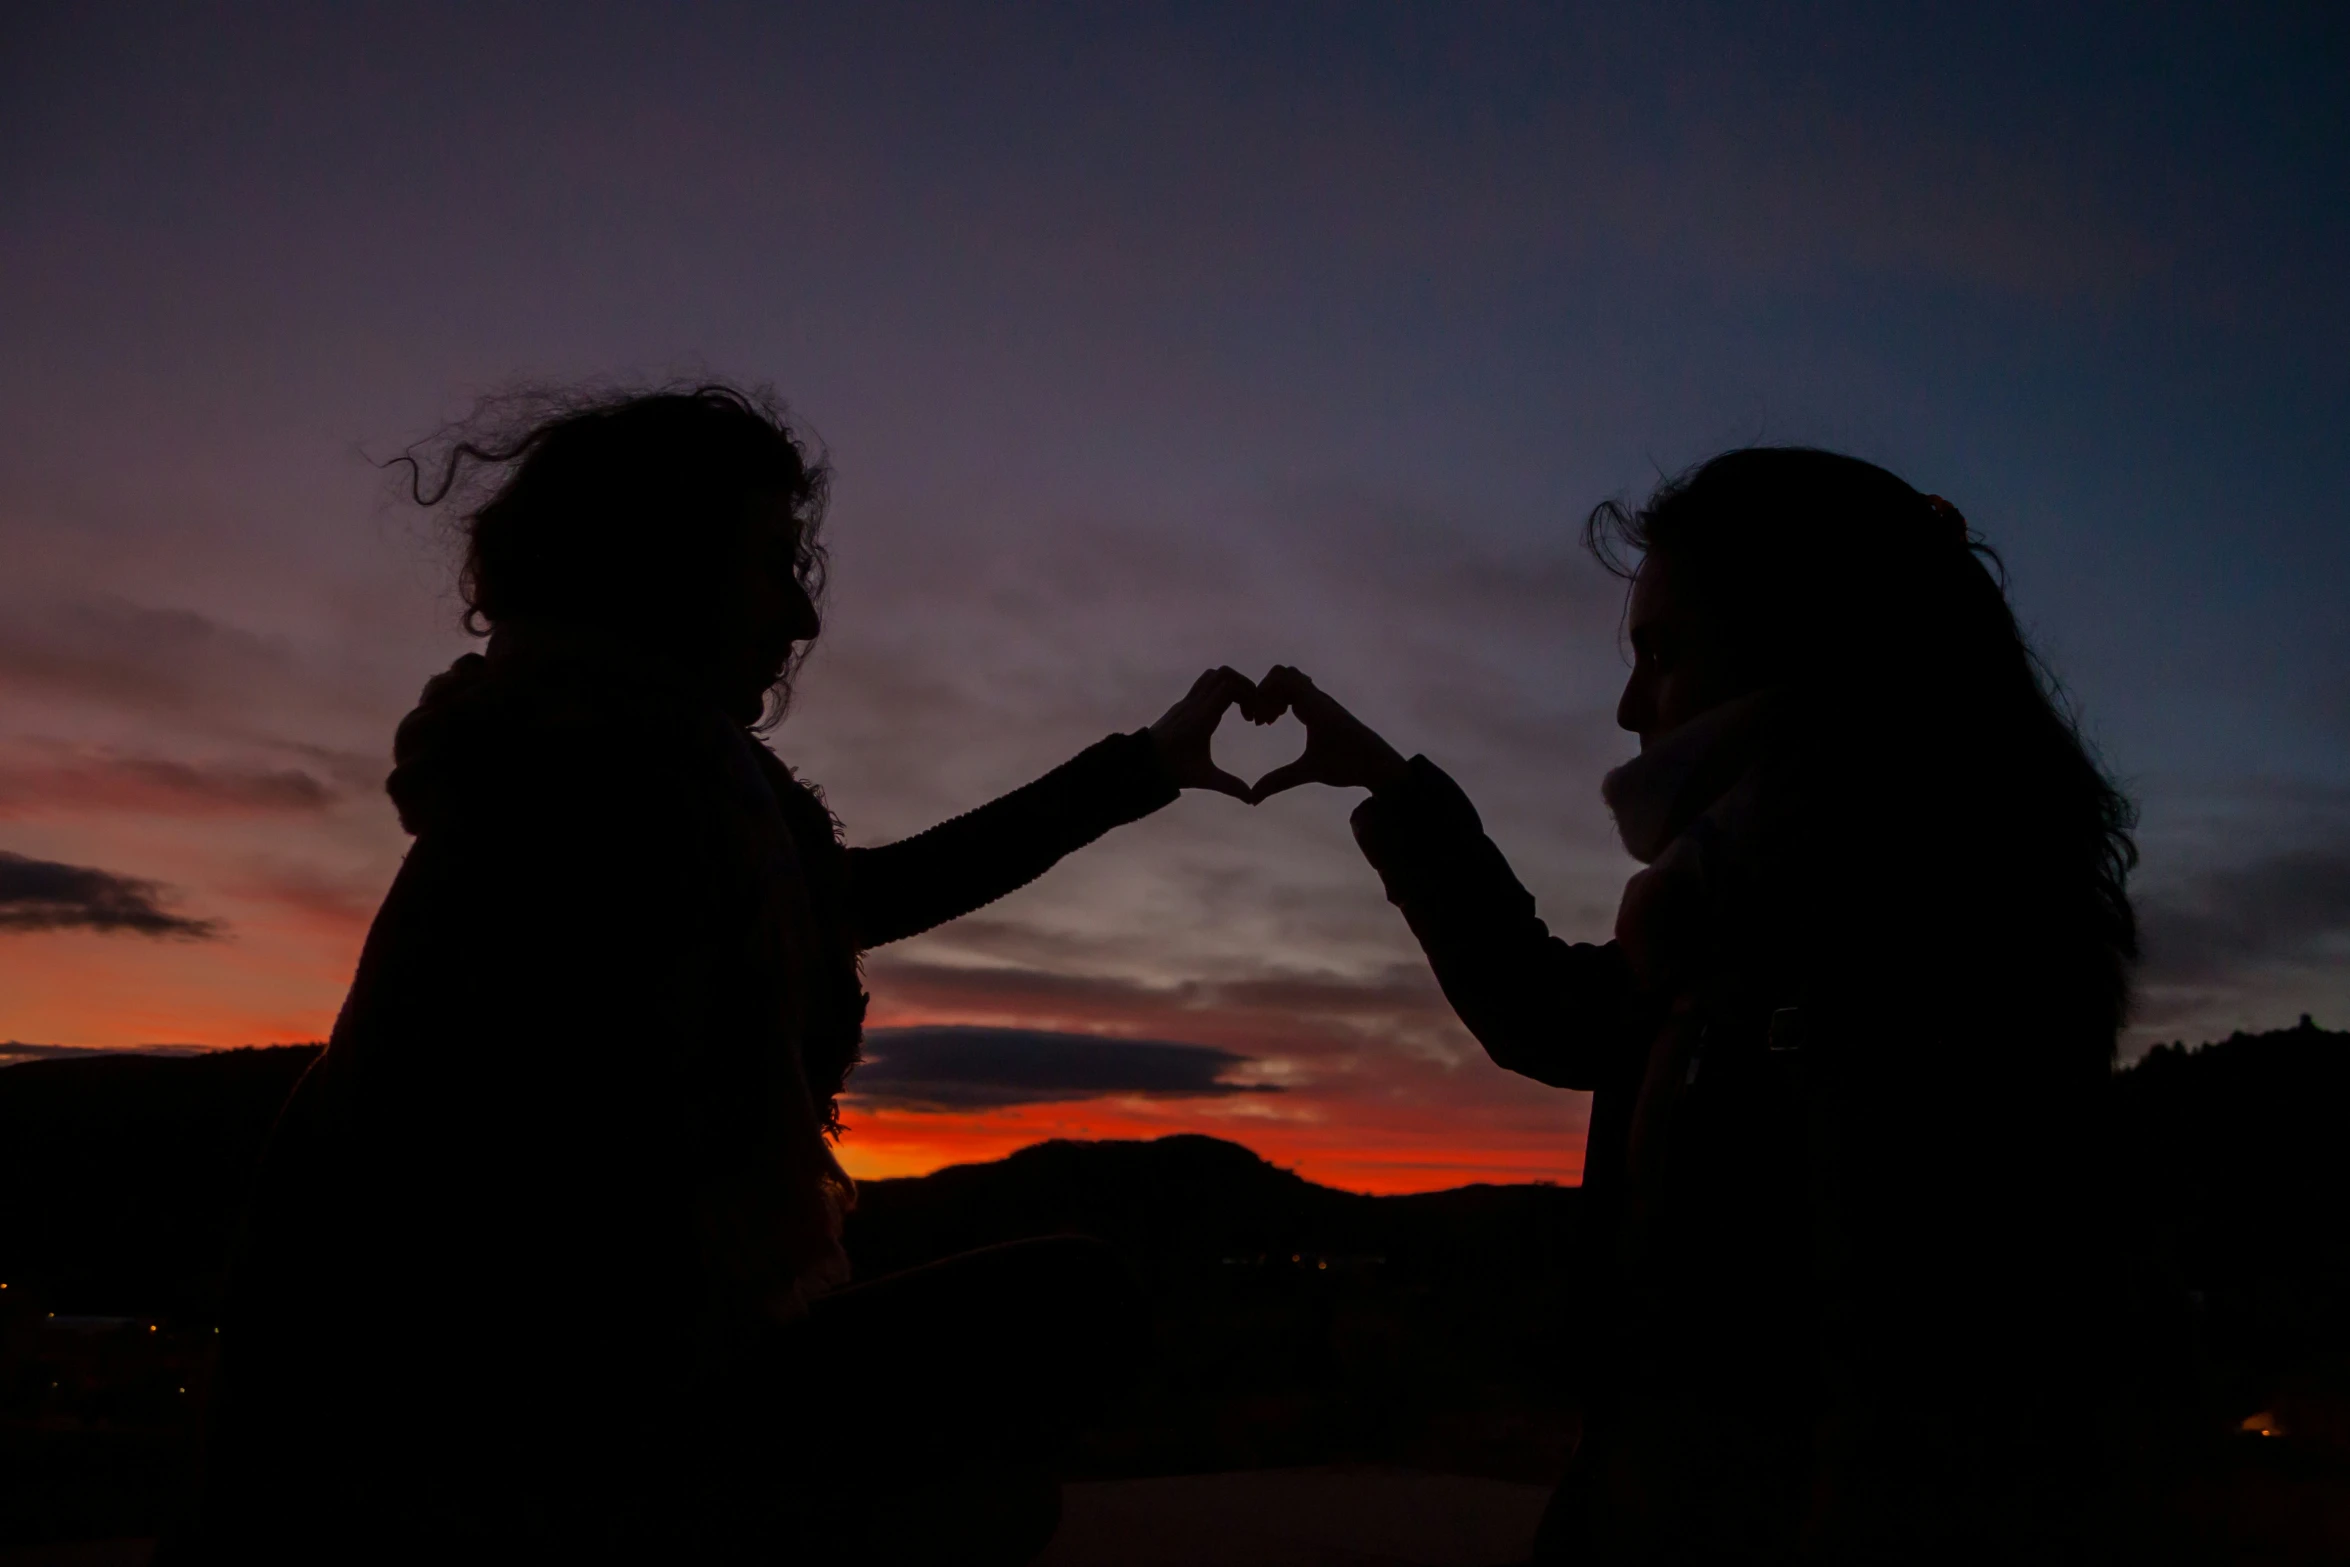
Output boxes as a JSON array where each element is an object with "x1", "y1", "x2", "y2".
[
  {"x1": 848, "y1": 1132, "x2": 1577, "y2": 1287},
  {"x1": 0, "y1": 1045, "x2": 321, "y2": 1320},
  {"x1": 844, "y1": 1134, "x2": 1583, "y2": 1478}
]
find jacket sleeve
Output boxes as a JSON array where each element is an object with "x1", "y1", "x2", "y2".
[
  {"x1": 1349, "y1": 756, "x2": 1650, "y2": 1091},
  {"x1": 845, "y1": 730, "x2": 1181, "y2": 949}
]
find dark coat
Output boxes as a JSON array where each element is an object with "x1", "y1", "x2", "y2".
[
  {"x1": 1353, "y1": 756, "x2": 2127, "y2": 1564},
  {"x1": 191, "y1": 641, "x2": 1174, "y2": 1558}
]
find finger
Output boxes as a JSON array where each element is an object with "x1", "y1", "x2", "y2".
[
  {"x1": 1179, "y1": 667, "x2": 1255, "y2": 724},
  {"x1": 1159, "y1": 667, "x2": 1243, "y2": 734},
  {"x1": 1247, "y1": 758, "x2": 1319, "y2": 804},
  {"x1": 1281, "y1": 672, "x2": 1349, "y2": 728},
  {"x1": 1207, "y1": 666, "x2": 1256, "y2": 712},
  {"x1": 1239, "y1": 694, "x2": 1283, "y2": 726},
  {"x1": 1247, "y1": 665, "x2": 1306, "y2": 723}
]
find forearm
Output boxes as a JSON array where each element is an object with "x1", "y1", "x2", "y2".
[
  {"x1": 1352, "y1": 757, "x2": 1646, "y2": 1089},
  {"x1": 846, "y1": 730, "x2": 1179, "y2": 948}
]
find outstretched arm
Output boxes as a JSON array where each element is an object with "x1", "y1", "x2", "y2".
[
  {"x1": 845, "y1": 667, "x2": 1254, "y2": 948},
  {"x1": 1350, "y1": 760, "x2": 1648, "y2": 1090},
  {"x1": 1249, "y1": 666, "x2": 1649, "y2": 1090}
]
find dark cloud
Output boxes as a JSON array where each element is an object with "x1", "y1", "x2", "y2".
[
  {"x1": 2138, "y1": 848, "x2": 2350, "y2": 987},
  {"x1": 864, "y1": 953, "x2": 1459, "y2": 1037},
  {"x1": 846, "y1": 1025, "x2": 1273, "y2": 1110},
  {"x1": 0, "y1": 851, "x2": 221, "y2": 939},
  {"x1": 0, "y1": 749, "x2": 337, "y2": 818}
]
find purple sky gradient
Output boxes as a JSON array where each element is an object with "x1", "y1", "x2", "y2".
[{"x1": 3, "y1": 5, "x2": 2346, "y2": 1174}]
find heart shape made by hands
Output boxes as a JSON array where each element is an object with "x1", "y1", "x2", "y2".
[{"x1": 1211, "y1": 706, "x2": 1308, "y2": 797}]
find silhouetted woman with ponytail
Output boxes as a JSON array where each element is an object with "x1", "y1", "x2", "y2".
[
  {"x1": 1248, "y1": 448, "x2": 2145, "y2": 1563},
  {"x1": 185, "y1": 385, "x2": 1255, "y2": 1564}
]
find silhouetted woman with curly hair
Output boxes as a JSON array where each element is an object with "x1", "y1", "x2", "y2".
[{"x1": 183, "y1": 386, "x2": 1258, "y2": 1564}]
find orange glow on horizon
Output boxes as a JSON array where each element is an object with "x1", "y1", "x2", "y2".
[
  {"x1": 836, "y1": 1096, "x2": 1584, "y2": 1195},
  {"x1": 0, "y1": 929, "x2": 341, "y2": 1050},
  {"x1": 3, "y1": 932, "x2": 1592, "y2": 1195}
]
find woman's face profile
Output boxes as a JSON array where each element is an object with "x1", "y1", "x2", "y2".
[
  {"x1": 712, "y1": 495, "x2": 820, "y2": 722},
  {"x1": 1616, "y1": 551, "x2": 1737, "y2": 747}
]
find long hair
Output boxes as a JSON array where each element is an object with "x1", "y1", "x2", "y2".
[
  {"x1": 1587, "y1": 447, "x2": 2137, "y2": 1052},
  {"x1": 391, "y1": 381, "x2": 830, "y2": 724}
]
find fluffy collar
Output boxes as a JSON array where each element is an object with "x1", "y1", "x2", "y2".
[{"x1": 1601, "y1": 690, "x2": 1779, "y2": 864}]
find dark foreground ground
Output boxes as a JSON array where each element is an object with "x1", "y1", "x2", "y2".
[
  {"x1": 7, "y1": 1021, "x2": 2350, "y2": 1558},
  {"x1": 8, "y1": 1455, "x2": 2350, "y2": 1567},
  {"x1": 0, "y1": 1468, "x2": 1552, "y2": 1567}
]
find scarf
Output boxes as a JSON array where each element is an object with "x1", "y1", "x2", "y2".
[{"x1": 1600, "y1": 691, "x2": 1783, "y2": 988}]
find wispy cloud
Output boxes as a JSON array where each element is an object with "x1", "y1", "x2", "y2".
[
  {"x1": 0, "y1": 597, "x2": 296, "y2": 716},
  {"x1": 227, "y1": 860, "x2": 387, "y2": 937},
  {"x1": 2129, "y1": 820, "x2": 2350, "y2": 1039},
  {"x1": 0, "y1": 747, "x2": 338, "y2": 819},
  {"x1": 2140, "y1": 847, "x2": 2350, "y2": 987},
  {"x1": 0, "y1": 850, "x2": 222, "y2": 939}
]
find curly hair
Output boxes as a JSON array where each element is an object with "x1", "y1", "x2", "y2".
[
  {"x1": 1587, "y1": 446, "x2": 2138, "y2": 1048},
  {"x1": 391, "y1": 381, "x2": 830, "y2": 722}
]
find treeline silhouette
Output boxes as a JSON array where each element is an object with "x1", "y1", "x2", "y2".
[
  {"x1": 2114, "y1": 1017, "x2": 2350, "y2": 1428},
  {"x1": 3, "y1": 1022, "x2": 2348, "y2": 1541}
]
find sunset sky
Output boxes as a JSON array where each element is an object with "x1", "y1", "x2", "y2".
[{"x1": 3, "y1": 4, "x2": 2346, "y2": 1191}]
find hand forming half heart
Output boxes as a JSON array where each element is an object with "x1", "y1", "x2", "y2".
[
  {"x1": 1147, "y1": 666, "x2": 1262, "y2": 801},
  {"x1": 1151, "y1": 665, "x2": 1411, "y2": 803},
  {"x1": 1237, "y1": 666, "x2": 1411, "y2": 803}
]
